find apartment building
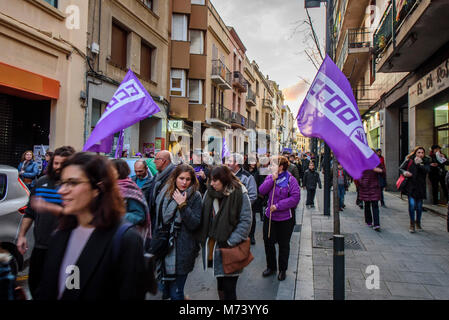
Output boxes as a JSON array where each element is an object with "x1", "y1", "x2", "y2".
[
  {"x1": 86, "y1": 0, "x2": 171, "y2": 156},
  {"x1": 334, "y1": 0, "x2": 449, "y2": 203},
  {"x1": 0, "y1": 0, "x2": 88, "y2": 166}
]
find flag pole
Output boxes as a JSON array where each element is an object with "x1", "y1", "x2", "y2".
[{"x1": 268, "y1": 176, "x2": 277, "y2": 239}]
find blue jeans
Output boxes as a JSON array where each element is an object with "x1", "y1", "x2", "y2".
[
  {"x1": 408, "y1": 196, "x2": 423, "y2": 223},
  {"x1": 338, "y1": 184, "x2": 345, "y2": 208},
  {"x1": 159, "y1": 274, "x2": 188, "y2": 300}
]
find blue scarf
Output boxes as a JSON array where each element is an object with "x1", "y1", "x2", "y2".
[{"x1": 276, "y1": 171, "x2": 289, "y2": 188}]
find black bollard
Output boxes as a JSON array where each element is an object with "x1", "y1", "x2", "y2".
[{"x1": 333, "y1": 234, "x2": 345, "y2": 300}]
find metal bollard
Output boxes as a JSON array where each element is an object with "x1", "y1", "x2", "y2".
[{"x1": 333, "y1": 234, "x2": 345, "y2": 300}]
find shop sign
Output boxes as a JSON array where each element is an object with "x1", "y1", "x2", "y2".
[
  {"x1": 168, "y1": 120, "x2": 184, "y2": 132},
  {"x1": 409, "y1": 59, "x2": 449, "y2": 107}
]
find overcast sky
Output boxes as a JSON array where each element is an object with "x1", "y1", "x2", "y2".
[{"x1": 211, "y1": 0, "x2": 327, "y2": 120}]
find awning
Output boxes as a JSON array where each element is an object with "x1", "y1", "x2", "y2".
[{"x1": 0, "y1": 62, "x2": 60, "y2": 100}]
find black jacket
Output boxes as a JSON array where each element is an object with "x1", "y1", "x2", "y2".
[
  {"x1": 24, "y1": 175, "x2": 60, "y2": 249},
  {"x1": 400, "y1": 156, "x2": 431, "y2": 200},
  {"x1": 37, "y1": 222, "x2": 145, "y2": 300},
  {"x1": 429, "y1": 153, "x2": 449, "y2": 178},
  {"x1": 302, "y1": 169, "x2": 322, "y2": 190}
]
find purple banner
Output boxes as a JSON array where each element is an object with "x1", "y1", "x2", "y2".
[
  {"x1": 83, "y1": 69, "x2": 161, "y2": 153},
  {"x1": 114, "y1": 129, "x2": 125, "y2": 159},
  {"x1": 297, "y1": 55, "x2": 379, "y2": 180}
]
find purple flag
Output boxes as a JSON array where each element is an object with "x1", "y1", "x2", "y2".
[
  {"x1": 114, "y1": 129, "x2": 125, "y2": 158},
  {"x1": 83, "y1": 70, "x2": 161, "y2": 153},
  {"x1": 222, "y1": 137, "x2": 230, "y2": 159},
  {"x1": 297, "y1": 55, "x2": 379, "y2": 180}
]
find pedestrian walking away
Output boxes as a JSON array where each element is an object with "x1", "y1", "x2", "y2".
[
  {"x1": 259, "y1": 156, "x2": 300, "y2": 281},
  {"x1": 376, "y1": 149, "x2": 387, "y2": 207},
  {"x1": 153, "y1": 164, "x2": 202, "y2": 300},
  {"x1": 18, "y1": 150, "x2": 40, "y2": 190},
  {"x1": 429, "y1": 145, "x2": 449, "y2": 205},
  {"x1": 400, "y1": 146, "x2": 431, "y2": 233},
  {"x1": 197, "y1": 165, "x2": 252, "y2": 300},
  {"x1": 358, "y1": 156, "x2": 385, "y2": 232},
  {"x1": 36, "y1": 152, "x2": 146, "y2": 300},
  {"x1": 16, "y1": 146, "x2": 75, "y2": 299},
  {"x1": 302, "y1": 161, "x2": 322, "y2": 208}
]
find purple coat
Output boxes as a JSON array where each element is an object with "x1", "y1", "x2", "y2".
[
  {"x1": 259, "y1": 171, "x2": 301, "y2": 221},
  {"x1": 357, "y1": 163, "x2": 385, "y2": 201}
]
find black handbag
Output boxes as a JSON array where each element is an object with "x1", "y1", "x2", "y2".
[{"x1": 148, "y1": 200, "x2": 175, "y2": 259}]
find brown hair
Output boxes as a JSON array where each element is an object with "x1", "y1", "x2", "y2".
[
  {"x1": 210, "y1": 165, "x2": 241, "y2": 190},
  {"x1": 111, "y1": 159, "x2": 131, "y2": 180},
  {"x1": 58, "y1": 152, "x2": 125, "y2": 230},
  {"x1": 21, "y1": 150, "x2": 35, "y2": 162},
  {"x1": 406, "y1": 146, "x2": 425, "y2": 160},
  {"x1": 271, "y1": 155, "x2": 289, "y2": 171},
  {"x1": 165, "y1": 164, "x2": 199, "y2": 197}
]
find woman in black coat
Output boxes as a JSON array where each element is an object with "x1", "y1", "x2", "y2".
[
  {"x1": 153, "y1": 164, "x2": 202, "y2": 300},
  {"x1": 36, "y1": 153, "x2": 145, "y2": 300},
  {"x1": 400, "y1": 146, "x2": 431, "y2": 233}
]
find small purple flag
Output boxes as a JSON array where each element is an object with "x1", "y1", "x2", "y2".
[
  {"x1": 83, "y1": 70, "x2": 160, "y2": 153},
  {"x1": 114, "y1": 129, "x2": 125, "y2": 158},
  {"x1": 297, "y1": 55, "x2": 379, "y2": 180},
  {"x1": 222, "y1": 137, "x2": 230, "y2": 159}
]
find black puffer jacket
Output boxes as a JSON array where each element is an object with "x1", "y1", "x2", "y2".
[{"x1": 400, "y1": 156, "x2": 431, "y2": 200}]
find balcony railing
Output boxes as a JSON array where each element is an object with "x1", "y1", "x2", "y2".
[
  {"x1": 211, "y1": 60, "x2": 232, "y2": 89},
  {"x1": 231, "y1": 111, "x2": 247, "y2": 128},
  {"x1": 210, "y1": 103, "x2": 232, "y2": 123},
  {"x1": 373, "y1": 0, "x2": 419, "y2": 62},
  {"x1": 262, "y1": 98, "x2": 272, "y2": 109},
  {"x1": 232, "y1": 71, "x2": 247, "y2": 92},
  {"x1": 337, "y1": 27, "x2": 372, "y2": 70},
  {"x1": 246, "y1": 88, "x2": 256, "y2": 107}
]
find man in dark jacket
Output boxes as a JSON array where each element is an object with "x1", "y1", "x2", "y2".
[
  {"x1": 301, "y1": 154, "x2": 310, "y2": 177},
  {"x1": 132, "y1": 159, "x2": 152, "y2": 201},
  {"x1": 288, "y1": 154, "x2": 302, "y2": 185},
  {"x1": 147, "y1": 150, "x2": 176, "y2": 235},
  {"x1": 429, "y1": 145, "x2": 449, "y2": 205},
  {"x1": 16, "y1": 146, "x2": 75, "y2": 298},
  {"x1": 302, "y1": 161, "x2": 322, "y2": 208}
]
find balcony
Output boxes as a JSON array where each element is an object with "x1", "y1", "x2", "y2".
[
  {"x1": 352, "y1": 85, "x2": 378, "y2": 113},
  {"x1": 373, "y1": 0, "x2": 449, "y2": 73},
  {"x1": 262, "y1": 98, "x2": 273, "y2": 110},
  {"x1": 232, "y1": 71, "x2": 247, "y2": 93},
  {"x1": 248, "y1": 118, "x2": 256, "y2": 129},
  {"x1": 208, "y1": 103, "x2": 232, "y2": 127},
  {"x1": 211, "y1": 60, "x2": 232, "y2": 90},
  {"x1": 231, "y1": 111, "x2": 247, "y2": 130},
  {"x1": 246, "y1": 87, "x2": 256, "y2": 107},
  {"x1": 336, "y1": 28, "x2": 371, "y2": 84}
]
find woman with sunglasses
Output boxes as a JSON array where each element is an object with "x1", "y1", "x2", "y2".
[{"x1": 37, "y1": 152, "x2": 145, "y2": 300}]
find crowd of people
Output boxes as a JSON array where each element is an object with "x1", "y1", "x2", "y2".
[{"x1": 4, "y1": 144, "x2": 449, "y2": 301}]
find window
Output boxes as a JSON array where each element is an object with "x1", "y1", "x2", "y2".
[
  {"x1": 0, "y1": 174, "x2": 6, "y2": 201},
  {"x1": 189, "y1": 80, "x2": 203, "y2": 104},
  {"x1": 111, "y1": 22, "x2": 128, "y2": 69},
  {"x1": 256, "y1": 81, "x2": 260, "y2": 96},
  {"x1": 190, "y1": 30, "x2": 204, "y2": 54},
  {"x1": 143, "y1": 0, "x2": 153, "y2": 10},
  {"x1": 191, "y1": 0, "x2": 205, "y2": 5},
  {"x1": 256, "y1": 110, "x2": 259, "y2": 124},
  {"x1": 91, "y1": 100, "x2": 107, "y2": 132},
  {"x1": 141, "y1": 42, "x2": 154, "y2": 81},
  {"x1": 44, "y1": 0, "x2": 57, "y2": 7},
  {"x1": 172, "y1": 14, "x2": 188, "y2": 41},
  {"x1": 170, "y1": 69, "x2": 186, "y2": 96}
]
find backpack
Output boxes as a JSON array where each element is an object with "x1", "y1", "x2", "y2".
[{"x1": 112, "y1": 223, "x2": 158, "y2": 295}]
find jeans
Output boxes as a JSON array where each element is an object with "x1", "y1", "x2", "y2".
[
  {"x1": 160, "y1": 274, "x2": 188, "y2": 300},
  {"x1": 380, "y1": 188, "x2": 385, "y2": 205},
  {"x1": 408, "y1": 196, "x2": 423, "y2": 224},
  {"x1": 338, "y1": 184, "x2": 345, "y2": 208},
  {"x1": 364, "y1": 201, "x2": 380, "y2": 227}
]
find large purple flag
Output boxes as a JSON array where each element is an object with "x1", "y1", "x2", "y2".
[
  {"x1": 83, "y1": 70, "x2": 160, "y2": 153},
  {"x1": 297, "y1": 55, "x2": 379, "y2": 180}
]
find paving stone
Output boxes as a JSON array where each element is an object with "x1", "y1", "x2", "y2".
[
  {"x1": 384, "y1": 282, "x2": 433, "y2": 299},
  {"x1": 313, "y1": 289, "x2": 332, "y2": 300},
  {"x1": 423, "y1": 285, "x2": 449, "y2": 299}
]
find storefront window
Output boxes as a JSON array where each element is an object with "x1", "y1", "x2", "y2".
[{"x1": 435, "y1": 103, "x2": 449, "y2": 157}]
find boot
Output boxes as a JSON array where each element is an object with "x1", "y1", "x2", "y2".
[
  {"x1": 415, "y1": 221, "x2": 423, "y2": 232},
  {"x1": 409, "y1": 221, "x2": 415, "y2": 233}
]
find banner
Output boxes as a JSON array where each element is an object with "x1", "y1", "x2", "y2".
[{"x1": 296, "y1": 55, "x2": 379, "y2": 179}]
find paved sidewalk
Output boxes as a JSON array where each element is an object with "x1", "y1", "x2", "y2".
[{"x1": 296, "y1": 185, "x2": 449, "y2": 300}]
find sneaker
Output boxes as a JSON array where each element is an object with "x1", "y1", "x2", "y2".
[
  {"x1": 415, "y1": 222, "x2": 423, "y2": 232},
  {"x1": 409, "y1": 223, "x2": 415, "y2": 233},
  {"x1": 373, "y1": 226, "x2": 381, "y2": 232}
]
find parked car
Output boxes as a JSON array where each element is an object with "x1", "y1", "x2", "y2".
[{"x1": 0, "y1": 165, "x2": 33, "y2": 274}]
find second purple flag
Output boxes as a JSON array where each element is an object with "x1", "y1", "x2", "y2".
[
  {"x1": 296, "y1": 55, "x2": 379, "y2": 180},
  {"x1": 83, "y1": 69, "x2": 161, "y2": 153}
]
